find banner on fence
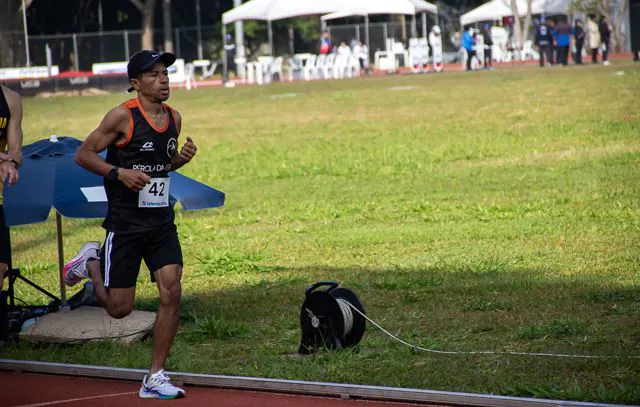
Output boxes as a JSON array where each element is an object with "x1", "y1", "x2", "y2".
[
  {"x1": 92, "y1": 61, "x2": 128, "y2": 75},
  {"x1": 0, "y1": 66, "x2": 60, "y2": 80}
]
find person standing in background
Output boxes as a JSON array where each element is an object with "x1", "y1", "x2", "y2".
[
  {"x1": 555, "y1": 16, "x2": 571, "y2": 66},
  {"x1": 587, "y1": 14, "x2": 600, "y2": 64},
  {"x1": 462, "y1": 27, "x2": 475, "y2": 71},
  {"x1": 482, "y1": 24, "x2": 494, "y2": 69},
  {"x1": 572, "y1": 19, "x2": 585, "y2": 64},
  {"x1": 534, "y1": 18, "x2": 551, "y2": 67},
  {"x1": 319, "y1": 32, "x2": 332, "y2": 55},
  {"x1": 224, "y1": 34, "x2": 237, "y2": 81},
  {"x1": 429, "y1": 25, "x2": 444, "y2": 72},
  {"x1": 547, "y1": 18, "x2": 557, "y2": 65},
  {"x1": 0, "y1": 85, "x2": 23, "y2": 293},
  {"x1": 599, "y1": 16, "x2": 611, "y2": 65}
]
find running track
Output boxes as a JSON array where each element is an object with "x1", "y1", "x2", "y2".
[{"x1": 0, "y1": 372, "x2": 439, "y2": 407}]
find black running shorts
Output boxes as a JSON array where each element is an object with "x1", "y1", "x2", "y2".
[
  {"x1": 0, "y1": 206, "x2": 10, "y2": 266},
  {"x1": 100, "y1": 222, "x2": 183, "y2": 289}
]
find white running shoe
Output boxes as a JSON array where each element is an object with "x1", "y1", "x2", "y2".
[
  {"x1": 63, "y1": 242, "x2": 100, "y2": 287},
  {"x1": 139, "y1": 370, "x2": 185, "y2": 399},
  {"x1": 603, "y1": 60, "x2": 610, "y2": 66}
]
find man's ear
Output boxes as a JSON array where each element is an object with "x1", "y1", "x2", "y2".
[{"x1": 130, "y1": 78, "x2": 140, "y2": 91}]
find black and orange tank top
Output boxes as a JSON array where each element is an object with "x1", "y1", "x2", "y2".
[{"x1": 102, "y1": 97, "x2": 180, "y2": 233}]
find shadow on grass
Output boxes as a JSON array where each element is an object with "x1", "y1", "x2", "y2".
[{"x1": 4, "y1": 263, "x2": 639, "y2": 404}]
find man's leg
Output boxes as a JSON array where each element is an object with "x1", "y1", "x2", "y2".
[
  {"x1": 576, "y1": 43, "x2": 583, "y2": 64},
  {"x1": 539, "y1": 45, "x2": 545, "y2": 67},
  {"x1": 65, "y1": 233, "x2": 140, "y2": 318},
  {"x1": 150, "y1": 264, "x2": 182, "y2": 374},
  {"x1": 86, "y1": 259, "x2": 136, "y2": 319}
]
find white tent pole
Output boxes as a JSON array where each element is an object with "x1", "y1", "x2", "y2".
[
  {"x1": 268, "y1": 20, "x2": 274, "y2": 55},
  {"x1": 365, "y1": 15, "x2": 370, "y2": 62},
  {"x1": 22, "y1": 0, "x2": 31, "y2": 67},
  {"x1": 365, "y1": 15, "x2": 370, "y2": 47},
  {"x1": 222, "y1": 24, "x2": 228, "y2": 83},
  {"x1": 195, "y1": 0, "x2": 203, "y2": 59},
  {"x1": 234, "y1": 0, "x2": 245, "y2": 79},
  {"x1": 422, "y1": 12, "x2": 427, "y2": 39},
  {"x1": 411, "y1": 14, "x2": 417, "y2": 38}
]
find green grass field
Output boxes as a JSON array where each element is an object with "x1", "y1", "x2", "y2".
[{"x1": 3, "y1": 62, "x2": 640, "y2": 404}]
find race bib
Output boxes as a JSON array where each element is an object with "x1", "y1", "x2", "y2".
[{"x1": 138, "y1": 177, "x2": 170, "y2": 208}]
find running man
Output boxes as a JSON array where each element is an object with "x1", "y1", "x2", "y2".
[
  {"x1": 63, "y1": 50, "x2": 197, "y2": 399},
  {"x1": 0, "y1": 85, "x2": 24, "y2": 291}
]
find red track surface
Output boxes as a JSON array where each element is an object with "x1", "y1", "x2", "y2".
[{"x1": 0, "y1": 372, "x2": 442, "y2": 407}]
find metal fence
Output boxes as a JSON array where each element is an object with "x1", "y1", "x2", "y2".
[
  {"x1": 4, "y1": 25, "x2": 221, "y2": 72},
  {"x1": 5, "y1": 19, "x2": 458, "y2": 72}
]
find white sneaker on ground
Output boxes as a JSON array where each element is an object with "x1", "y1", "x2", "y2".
[
  {"x1": 63, "y1": 242, "x2": 100, "y2": 287},
  {"x1": 603, "y1": 60, "x2": 610, "y2": 66},
  {"x1": 139, "y1": 370, "x2": 186, "y2": 399}
]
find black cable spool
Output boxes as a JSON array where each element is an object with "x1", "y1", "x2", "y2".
[{"x1": 298, "y1": 281, "x2": 366, "y2": 354}]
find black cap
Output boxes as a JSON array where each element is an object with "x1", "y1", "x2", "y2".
[{"x1": 127, "y1": 50, "x2": 176, "y2": 92}]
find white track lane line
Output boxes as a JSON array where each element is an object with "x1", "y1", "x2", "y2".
[{"x1": 14, "y1": 391, "x2": 137, "y2": 407}]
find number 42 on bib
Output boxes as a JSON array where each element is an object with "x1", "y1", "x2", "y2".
[{"x1": 139, "y1": 177, "x2": 170, "y2": 208}]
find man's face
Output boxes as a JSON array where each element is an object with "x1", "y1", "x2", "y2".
[{"x1": 132, "y1": 61, "x2": 170, "y2": 101}]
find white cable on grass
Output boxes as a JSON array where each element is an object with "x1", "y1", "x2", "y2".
[{"x1": 344, "y1": 302, "x2": 640, "y2": 360}]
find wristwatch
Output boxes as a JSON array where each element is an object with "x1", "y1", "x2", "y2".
[{"x1": 107, "y1": 166, "x2": 119, "y2": 181}]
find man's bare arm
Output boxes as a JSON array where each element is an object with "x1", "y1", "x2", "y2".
[
  {"x1": 76, "y1": 106, "x2": 151, "y2": 191},
  {"x1": 75, "y1": 106, "x2": 129, "y2": 177},
  {"x1": 4, "y1": 87, "x2": 23, "y2": 167},
  {"x1": 0, "y1": 87, "x2": 23, "y2": 185}
]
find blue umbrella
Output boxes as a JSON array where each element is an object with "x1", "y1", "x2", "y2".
[{"x1": 3, "y1": 136, "x2": 225, "y2": 306}]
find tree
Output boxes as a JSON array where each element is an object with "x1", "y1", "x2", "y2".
[
  {"x1": 0, "y1": 0, "x2": 33, "y2": 67},
  {"x1": 571, "y1": 0, "x2": 628, "y2": 51},
  {"x1": 509, "y1": 0, "x2": 533, "y2": 49},
  {"x1": 162, "y1": 0, "x2": 173, "y2": 52},
  {"x1": 129, "y1": 0, "x2": 156, "y2": 50}
]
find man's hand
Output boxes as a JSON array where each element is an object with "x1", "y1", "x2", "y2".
[
  {"x1": 0, "y1": 161, "x2": 19, "y2": 186},
  {"x1": 178, "y1": 137, "x2": 197, "y2": 163},
  {"x1": 117, "y1": 168, "x2": 151, "y2": 191},
  {"x1": 0, "y1": 152, "x2": 13, "y2": 162}
]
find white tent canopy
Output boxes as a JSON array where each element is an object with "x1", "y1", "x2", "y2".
[
  {"x1": 223, "y1": 0, "x2": 382, "y2": 24},
  {"x1": 408, "y1": 0, "x2": 438, "y2": 15},
  {"x1": 530, "y1": 0, "x2": 569, "y2": 15},
  {"x1": 321, "y1": 0, "x2": 437, "y2": 20},
  {"x1": 460, "y1": 0, "x2": 568, "y2": 26}
]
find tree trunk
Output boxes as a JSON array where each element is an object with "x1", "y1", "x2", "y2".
[
  {"x1": 521, "y1": 0, "x2": 533, "y2": 48},
  {"x1": 129, "y1": 0, "x2": 157, "y2": 51},
  {"x1": 510, "y1": 0, "x2": 523, "y2": 48},
  {"x1": 0, "y1": 1, "x2": 20, "y2": 67},
  {"x1": 162, "y1": 0, "x2": 173, "y2": 52},
  {"x1": 0, "y1": 0, "x2": 33, "y2": 67}
]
